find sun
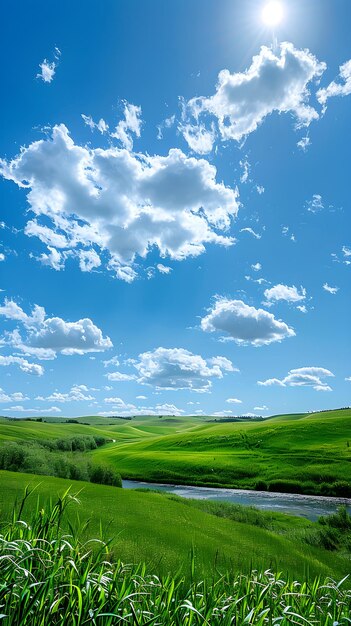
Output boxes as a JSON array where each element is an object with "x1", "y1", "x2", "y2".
[{"x1": 261, "y1": 1, "x2": 284, "y2": 27}]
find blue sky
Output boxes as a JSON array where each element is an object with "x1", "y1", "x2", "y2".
[{"x1": 0, "y1": 0, "x2": 350, "y2": 418}]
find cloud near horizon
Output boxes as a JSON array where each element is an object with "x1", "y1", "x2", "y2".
[
  {"x1": 258, "y1": 366, "x2": 334, "y2": 391},
  {"x1": 0, "y1": 297, "x2": 112, "y2": 359}
]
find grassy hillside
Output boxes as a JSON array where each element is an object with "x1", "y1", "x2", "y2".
[
  {"x1": 90, "y1": 408, "x2": 351, "y2": 494},
  {"x1": 0, "y1": 470, "x2": 349, "y2": 580},
  {"x1": 0, "y1": 409, "x2": 350, "y2": 495},
  {"x1": 2, "y1": 492, "x2": 351, "y2": 626}
]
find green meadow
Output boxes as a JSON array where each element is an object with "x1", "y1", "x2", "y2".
[
  {"x1": 1, "y1": 408, "x2": 351, "y2": 495},
  {"x1": 91, "y1": 409, "x2": 351, "y2": 495},
  {"x1": 1, "y1": 409, "x2": 351, "y2": 623},
  {"x1": 0, "y1": 470, "x2": 350, "y2": 580}
]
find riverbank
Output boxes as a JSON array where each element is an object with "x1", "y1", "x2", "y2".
[{"x1": 123, "y1": 479, "x2": 351, "y2": 521}]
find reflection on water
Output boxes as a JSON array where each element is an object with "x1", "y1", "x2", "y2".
[{"x1": 123, "y1": 479, "x2": 351, "y2": 522}]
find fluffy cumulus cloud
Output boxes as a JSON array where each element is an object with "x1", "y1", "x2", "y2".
[
  {"x1": 0, "y1": 388, "x2": 29, "y2": 402},
  {"x1": 201, "y1": 298, "x2": 295, "y2": 346},
  {"x1": 99, "y1": 400, "x2": 184, "y2": 417},
  {"x1": 181, "y1": 42, "x2": 326, "y2": 150},
  {"x1": 258, "y1": 366, "x2": 334, "y2": 391},
  {"x1": 0, "y1": 355, "x2": 44, "y2": 376},
  {"x1": 0, "y1": 125, "x2": 239, "y2": 281},
  {"x1": 36, "y1": 384, "x2": 95, "y2": 403},
  {"x1": 105, "y1": 371, "x2": 136, "y2": 382},
  {"x1": 37, "y1": 48, "x2": 61, "y2": 83},
  {"x1": 132, "y1": 347, "x2": 236, "y2": 391},
  {"x1": 226, "y1": 397, "x2": 242, "y2": 404},
  {"x1": 317, "y1": 59, "x2": 351, "y2": 106},
  {"x1": 263, "y1": 284, "x2": 306, "y2": 305},
  {"x1": 3, "y1": 405, "x2": 61, "y2": 414},
  {"x1": 0, "y1": 298, "x2": 112, "y2": 359}
]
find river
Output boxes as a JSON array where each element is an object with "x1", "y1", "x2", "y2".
[{"x1": 123, "y1": 479, "x2": 351, "y2": 522}]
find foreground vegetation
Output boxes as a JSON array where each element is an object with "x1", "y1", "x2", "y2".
[
  {"x1": 0, "y1": 471, "x2": 350, "y2": 580},
  {"x1": 1, "y1": 491, "x2": 351, "y2": 625}
]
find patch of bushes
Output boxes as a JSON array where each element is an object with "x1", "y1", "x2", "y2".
[
  {"x1": 0, "y1": 439, "x2": 121, "y2": 488},
  {"x1": 305, "y1": 506, "x2": 351, "y2": 552}
]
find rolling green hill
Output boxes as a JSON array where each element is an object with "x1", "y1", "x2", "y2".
[
  {"x1": 90, "y1": 408, "x2": 351, "y2": 494},
  {"x1": 0, "y1": 470, "x2": 349, "y2": 580},
  {"x1": 0, "y1": 409, "x2": 350, "y2": 494}
]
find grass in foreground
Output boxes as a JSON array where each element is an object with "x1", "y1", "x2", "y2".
[
  {"x1": 1, "y1": 490, "x2": 351, "y2": 625},
  {"x1": 0, "y1": 471, "x2": 350, "y2": 580}
]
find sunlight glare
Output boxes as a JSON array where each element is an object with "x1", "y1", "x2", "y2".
[{"x1": 261, "y1": 1, "x2": 284, "y2": 27}]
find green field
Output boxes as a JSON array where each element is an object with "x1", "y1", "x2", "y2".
[
  {"x1": 1, "y1": 409, "x2": 351, "y2": 495},
  {"x1": 1, "y1": 409, "x2": 351, "y2": 622},
  {"x1": 0, "y1": 470, "x2": 350, "y2": 580},
  {"x1": 90, "y1": 409, "x2": 351, "y2": 494}
]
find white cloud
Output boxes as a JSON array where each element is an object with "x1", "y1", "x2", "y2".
[
  {"x1": 104, "y1": 397, "x2": 135, "y2": 409},
  {"x1": 240, "y1": 228, "x2": 261, "y2": 239},
  {"x1": 258, "y1": 366, "x2": 334, "y2": 391},
  {"x1": 256, "y1": 185, "x2": 265, "y2": 195},
  {"x1": 263, "y1": 284, "x2": 306, "y2": 305},
  {"x1": 0, "y1": 389, "x2": 29, "y2": 402},
  {"x1": 0, "y1": 124, "x2": 239, "y2": 281},
  {"x1": 201, "y1": 298, "x2": 295, "y2": 346},
  {"x1": 103, "y1": 355, "x2": 120, "y2": 368},
  {"x1": 0, "y1": 355, "x2": 43, "y2": 375},
  {"x1": 37, "y1": 48, "x2": 61, "y2": 83},
  {"x1": 111, "y1": 102, "x2": 143, "y2": 150},
  {"x1": 0, "y1": 298, "x2": 45, "y2": 327},
  {"x1": 133, "y1": 346, "x2": 236, "y2": 391},
  {"x1": 36, "y1": 247, "x2": 65, "y2": 271},
  {"x1": 254, "y1": 405, "x2": 269, "y2": 411},
  {"x1": 239, "y1": 158, "x2": 250, "y2": 184},
  {"x1": 323, "y1": 283, "x2": 339, "y2": 295},
  {"x1": 345, "y1": 377, "x2": 351, "y2": 382},
  {"x1": 156, "y1": 263, "x2": 172, "y2": 274},
  {"x1": 341, "y1": 246, "x2": 351, "y2": 265},
  {"x1": 180, "y1": 123, "x2": 216, "y2": 154},
  {"x1": 3, "y1": 405, "x2": 61, "y2": 414},
  {"x1": 0, "y1": 298, "x2": 112, "y2": 359},
  {"x1": 182, "y1": 42, "x2": 326, "y2": 150},
  {"x1": 136, "y1": 395, "x2": 147, "y2": 400},
  {"x1": 226, "y1": 397, "x2": 242, "y2": 404},
  {"x1": 0, "y1": 253, "x2": 5, "y2": 262},
  {"x1": 251, "y1": 262, "x2": 262, "y2": 271},
  {"x1": 306, "y1": 194, "x2": 324, "y2": 213},
  {"x1": 317, "y1": 59, "x2": 351, "y2": 106},
  {"x1": 81, "y1": 115, "x2": 109, "y2": 134},
  {"x1": 36, "y1": 384, "x2": 95, "y2": 403},
  {"x1": 78, "y1": 249, "x2": 101, "y2": 272},
  {"x1": 157, "y1": 115, "x2": 176, "y2": 140},
  {"x1": 98, "y1": 401, "x2": 184, "y2": 417},
  {"x1": 296, "y1": 305, "x2": 307, "y2": 313},
  {"x1": 297, "y1": 135, "x2": 311, "y2": 152},
  {"x1": 105, "y1": 371, "x2": 136, "y2": 382}
]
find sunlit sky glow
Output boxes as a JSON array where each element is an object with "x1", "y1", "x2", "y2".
[
  {"x1": 0, "y1": 0, "x2": 350, "y2": 419},
  {"x1": 261, "y1": 1, "x2": 284, "y2": 27}
]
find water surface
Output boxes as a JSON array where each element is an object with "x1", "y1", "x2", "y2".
[{"x1": 123, "y1": 479, "x2": 351, "y2": 522}]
